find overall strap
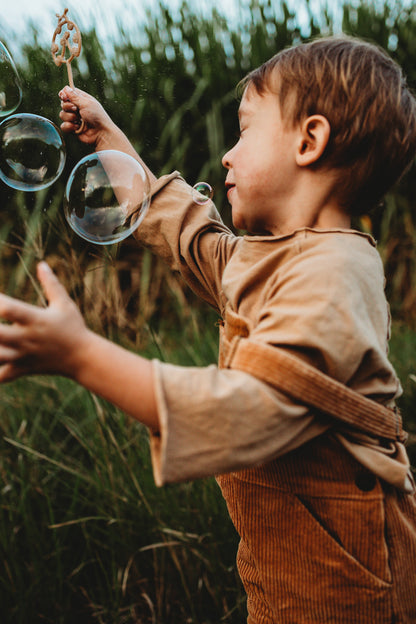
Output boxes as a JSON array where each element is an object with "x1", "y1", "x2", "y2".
[{"x1": 224, "y1": 336, "x2": 406, "y2": 443}]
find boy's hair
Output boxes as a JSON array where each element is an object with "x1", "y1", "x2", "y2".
[{"x1": 241, "y1": 36, "x2": 416, "y2": 215}]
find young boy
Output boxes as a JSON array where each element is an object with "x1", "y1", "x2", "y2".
[{"x1": 0, "y1": 35, "x2": 415, "y2": 622}]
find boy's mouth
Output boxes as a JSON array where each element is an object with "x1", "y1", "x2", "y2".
[{"x1": 225, "y1": 182, "x2": 235, "y2": 201}]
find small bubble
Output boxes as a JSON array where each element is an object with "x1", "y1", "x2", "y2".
[{"x1": 192, "y1": 181, "x2": 213, "y2": 205}]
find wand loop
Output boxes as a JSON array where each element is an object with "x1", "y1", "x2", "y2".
[{"x1": 51, "y1": 8, "x2": 85, "y2": 133}]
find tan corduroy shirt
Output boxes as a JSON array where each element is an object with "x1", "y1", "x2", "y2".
[{"x1": 133, "y1": 172, "x2": 413, "y2": 492}]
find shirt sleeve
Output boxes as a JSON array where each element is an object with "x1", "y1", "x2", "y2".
[
  {"x1": 134, "y1": 172, "x2": 239, "y2": 312},
  {"x1": 150, "y1": 360, "x2": 328, "y2": 485}
]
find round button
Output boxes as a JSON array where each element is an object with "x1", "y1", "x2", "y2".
[{"x1": 355, "y1": 472, "x2": 377, "y2": 492}]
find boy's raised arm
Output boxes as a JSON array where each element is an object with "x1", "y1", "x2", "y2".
[
  {"x1": 59, "y1": 86, "x2": 157, "y2": 186},
  {"x1": 60, "y1": 86, "x2": 237, "y2": 313},
  {"x1": 0, "y1": 262, "x2": 159, "y2": 431}
]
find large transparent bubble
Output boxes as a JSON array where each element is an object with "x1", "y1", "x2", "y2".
[
  {"x1": 0, "y1": 114, "x2": 66, "y2": 191},
  {"x1": 64, "y1": 150, "x2": 151, "y2": 245},
  {"x1": 0, "y1": 42, "x2": 22, "y2": 117}
]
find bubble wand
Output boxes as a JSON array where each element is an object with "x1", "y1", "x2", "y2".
[{"x1": 51, "y1": 8, "x2": 84, "y2": 132}]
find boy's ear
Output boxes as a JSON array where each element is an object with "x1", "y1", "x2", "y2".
[{"x1": 296, "y1": 115, "x2": 331, "y2": 167}]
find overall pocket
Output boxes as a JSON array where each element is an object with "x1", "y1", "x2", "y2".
[{"x1": 295, "y1": 485, "x2": 392, "y2": 586}]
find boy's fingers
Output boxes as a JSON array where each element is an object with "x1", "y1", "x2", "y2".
[
  {"x1": 37, "y1": 262, "x2": 70, "y2": 305},
  {"x1": 60, "y1": 110, "x2": 79, "y2": 125},
  {"x1": 0, "y1": 322, "x2": 24, "y2": 346},
  {"x1": 59, "y1": 86, "x2": 88, "y2": 107},
  {"x1": 59, "y1": 86, "x2": 78, "y2": 102},
  {"x1": 0, "y1": 264, "x2": 70, "y2": 324},
  {"x1": 60, "y1": 120, "x2": 79, "y2": 134},
  {"x1": 59, "y1": 105, "x2": 83, "y2": 135},
  {"x1": 0, "y1": 294, "x2": 36, "y2": 325},
  {"x1": 0, "y1": 362, "x2": 25, "y2": 384},
  {"x1": 0, "y1": 263, "x2": 65, "y2": 324},
  {"x1": 0, "y1": 345, "x2": 20, "y2": 362},
  {"x1": 60, "y1": 101, "x2": 78, "y2": 113}
]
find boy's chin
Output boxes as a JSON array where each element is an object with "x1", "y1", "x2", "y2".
[
  {"x1": 231, "y1": 211, "x2": 246, "y2": 232},
  {"x1": 232, "y1": 213, "x2": 271, "y2": 236}
]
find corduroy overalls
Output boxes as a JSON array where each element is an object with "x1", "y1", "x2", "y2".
[{"x1": 217, "y1": 309, "x2": 416, "y2": 624}]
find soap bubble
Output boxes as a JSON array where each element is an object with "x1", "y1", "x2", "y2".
[
  {"x1": 192, "y1": 181, "x2": 213, "y2": 204},
  {"x1": 0, "y1": 42, "x2": 22, "y2": 117},
  {"x1": 64, "y1": 150, "x2": 151, "y2": 245},
  {"x1": 0, "y1": 113, "x2": 66, "y2": 191}
]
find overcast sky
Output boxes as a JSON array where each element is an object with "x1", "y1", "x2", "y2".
[
  {"x1": 2, "y1": 0, "x2": 239, "y2": 41},
  {"x1": 2, "y1": 0, "x2": 161, "y2": 44},
  {"x1": 3, "y1": 0, "x2": 413, "y2": 44},
  {"x1": 1, "y1": 0, "x2": 345, "y2": 51}
]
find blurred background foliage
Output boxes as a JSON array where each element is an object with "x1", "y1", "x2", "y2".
[
  {"x1": 0, "y1": 1, "x2": 415, "y2": 622},
  {"x1": 1, "y1": 0, "x2": 416, "y2": 328}
]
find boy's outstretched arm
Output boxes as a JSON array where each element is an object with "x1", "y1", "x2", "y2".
[{"x1": 0, "y1": 262, "x2": 159, "y2": 431}]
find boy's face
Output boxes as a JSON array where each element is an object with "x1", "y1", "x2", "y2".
[{"x1": 222, "y1": 85, "x2": 300, "y2": 235}]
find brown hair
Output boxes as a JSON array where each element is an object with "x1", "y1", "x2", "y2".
[{"x1": 240, "y1": 36, "x2": 416, "y2": 215}]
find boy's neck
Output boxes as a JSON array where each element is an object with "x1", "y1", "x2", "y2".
[
  {"x1": 268, "y1": 173, "x2": 351, "y2": 236},
  {"x1": 304, "y1": 200, "x2": 351, "y2": 231}
]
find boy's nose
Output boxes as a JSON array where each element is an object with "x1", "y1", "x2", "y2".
[{"x1": 222, "y1": 150, "x2": 232, "y2": 169}]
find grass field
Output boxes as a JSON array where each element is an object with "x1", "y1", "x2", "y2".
[{"x1": 0, "y1": 301, "x2": 414, "y2": 623}]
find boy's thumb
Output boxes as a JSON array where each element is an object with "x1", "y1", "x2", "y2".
[{"x1": 37, "y1": 262, "x2": 68, "y2": 305}]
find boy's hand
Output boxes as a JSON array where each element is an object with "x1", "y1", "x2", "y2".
[
  {"x1": 59, "y1": 86, "x2": 118, "y2": 149},
  {"x1": 58, "y1": 86, "x2": 157, "y2": 184},
  {"x1": 0, "y1": 262, "x2": 89, "y2": 382},
  {"x1": 0, "y1": 264, "x2": 158, "y2": 428}
]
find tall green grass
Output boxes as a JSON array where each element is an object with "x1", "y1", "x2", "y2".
[{"x1": 0, "y1": 305, "x2": 248, "y2": 624}]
